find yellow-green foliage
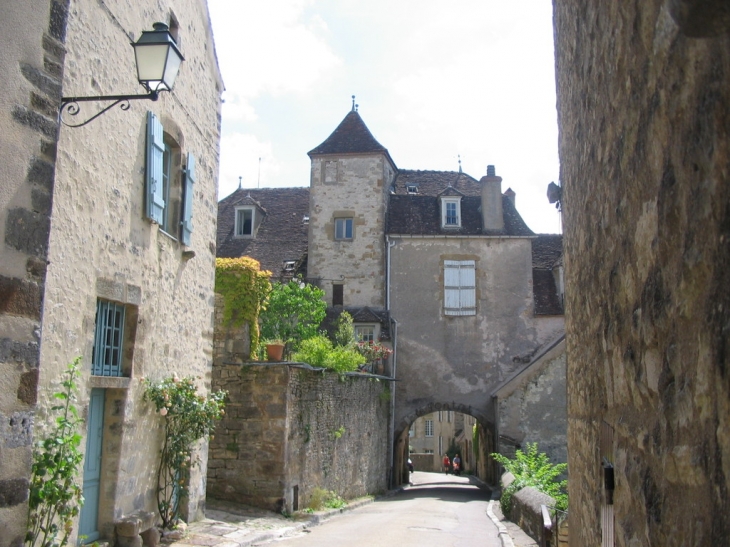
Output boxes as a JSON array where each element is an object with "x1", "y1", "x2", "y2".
[{"x1": 215, "y1": 257, "x2": 271, "y2": 357}]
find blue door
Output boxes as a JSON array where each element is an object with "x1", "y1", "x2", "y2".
[{"x1": 79, "y1": 389, "x2": 105, "y2": 543}]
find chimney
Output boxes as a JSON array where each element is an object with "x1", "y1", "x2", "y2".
[
  {"x1": 480, "y1": 165, "x2": 503, "y2": 231},
  {"x1": 504, "y1": 187, "x2": 516, "y2": 207}
]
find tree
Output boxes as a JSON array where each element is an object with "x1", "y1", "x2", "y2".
[{"x1": 259, "y1": 278, "x2": 326, "y2": 354}]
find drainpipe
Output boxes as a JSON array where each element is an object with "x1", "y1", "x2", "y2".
[
  {"x1": 386, "y1": 235, "x2": 399, "y2": 487},
  {"x1": 386, "y1": 236, "x2": 396, "y2": 310},
  {"x1": 388, "y1": 317, "x2": 398, "y2": 488}
]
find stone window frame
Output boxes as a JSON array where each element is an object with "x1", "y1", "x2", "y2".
[
  {"x1": 443, "y1": 260, "x2": 477, "y2": 316},
  {"x1": 90, "y1": 279, "x2": 140, "y2": 385},
  {"x1": 334, "y1": 217, "x2": 353, "y2": 240},
  {"x1": 441, "y1": 197, "x2": 461, "y2": 228},
  {"x1": 354, "y1": 324, "x2": 378, "y2": 343},
  {"x1": 425, "y1": 419, "x2": 434, "y2": 437},
  {"x1": 234, "y1": 206, "x2": 255, "y2": 238}
]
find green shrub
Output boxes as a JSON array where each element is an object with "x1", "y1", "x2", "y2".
[
  {"x1": 26, "y1": 358, "x2": 85, "y2": 547},
  {"x1": 292, "y1": 335, "x2": 365, "y2": 373},
  {"x1": 307, "y1": 488, "x2": 346, "y2": 511},
  {"x1": 145, "y1": 376, "x2": 227, "y2": 529},
  {"x1": 332, "y1": 311, "x2": 355, "y2": 348},
  {"x1": 492, "y1": 443, "x2": 567, "y2": 515},
  {"x1": 259, "y1": 279, "x2": 326, "y2": 355}
]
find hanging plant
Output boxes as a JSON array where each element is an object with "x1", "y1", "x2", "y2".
[{"x1": 144, "y1": 376, "x2": 227, "y2": 529}]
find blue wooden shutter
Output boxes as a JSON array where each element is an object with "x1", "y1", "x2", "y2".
[
  {"x1": 181, "y1": 152, "x2": 195, "y2": 245},
  {"x1": 146, "y1": 111, "x2": 165, "y2": 224}
]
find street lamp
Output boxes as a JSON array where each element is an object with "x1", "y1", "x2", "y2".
[{"x1": 59, "y1": 22, "x2": 184, "y2": 128}]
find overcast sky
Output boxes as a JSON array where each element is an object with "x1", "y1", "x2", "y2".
[{"x1": 208, "y1": 0, "x2": 562, "y2": 234}]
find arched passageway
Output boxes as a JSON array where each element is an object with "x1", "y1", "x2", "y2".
[{"x1": 392, "y1": 403, "x2": 498, "y2": 488}]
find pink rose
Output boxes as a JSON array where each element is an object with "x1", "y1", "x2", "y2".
[{"x1": 160, "y1": 407, "x2": 168, "y2": 416}]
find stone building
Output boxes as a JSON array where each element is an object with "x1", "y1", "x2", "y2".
[
  {"x1": 409, "y1": 411, "x2": 477, "y2": 473},
  {"x1": 554, "y1": 1, "x2": 730, "y2": 545},
  {"x1": 0, "y1": 0, "x2": 222, "y2": 544},
  {"x1": 217, "y1": 107, "x2": 566, "y2": 486}
]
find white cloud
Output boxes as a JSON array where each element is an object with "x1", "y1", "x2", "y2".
[
  {"x1": 209, "y1": 1, "x2": 562, "y2": 233},
  {"x1": 217, "y1": 133, "x2": 278, "y2": 199}
]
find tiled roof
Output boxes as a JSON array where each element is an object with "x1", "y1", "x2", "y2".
[
  {"x1": 308, "y1": 111, "x2": 390, "y2": 157},
  {"x1": 386, "y1": 194, "x2": 534, "y2": 237},
  {"x1": 532, "y1": 234, "x2": 564, "y2": 315},
  {"x1": 532, "y1": 234, "x2": 563, "y2": 269},
  {"x1": 216, "y1": 187, "x2": 310, "y2": 278},
  {"x1": 393, "y1": 170, "x2": 481, "y2": 196}
]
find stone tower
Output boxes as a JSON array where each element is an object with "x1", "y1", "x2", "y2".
[{"x1": 306, "y1": 106, "x2": 397, "y2": 308}]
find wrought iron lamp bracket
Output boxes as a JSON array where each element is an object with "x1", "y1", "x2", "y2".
[{"x1": 59, "y1": 91, "x2": 159, "y2": 128}]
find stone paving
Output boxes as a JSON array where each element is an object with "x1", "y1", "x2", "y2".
[{"x1": 168, "y1": 487, "x2": 535, "y2": 547}]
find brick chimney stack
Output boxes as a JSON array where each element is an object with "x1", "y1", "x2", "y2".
[{"x1": 480, "y1": 165, "x2": 504, "y2": 231}]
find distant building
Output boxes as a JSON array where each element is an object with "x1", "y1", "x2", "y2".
[
  {"x1": 409, "y1": 411, "x2": 477, "y2": 473},
  {"x1": 217, "y1": 106, "x2": 566, "y2": 485}
]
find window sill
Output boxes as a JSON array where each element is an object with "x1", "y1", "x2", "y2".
[{"x1": 89, "y1": 376, "x2": 132, "y2": 389}]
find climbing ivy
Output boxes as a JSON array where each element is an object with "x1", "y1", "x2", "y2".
[{"x1": 215, "y1": 257, "x2": 271, "y2": 358}]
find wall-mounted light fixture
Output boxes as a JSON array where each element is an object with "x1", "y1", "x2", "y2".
[{"x1": 59, "y1": 22, "x2": 184, "y2": 128}]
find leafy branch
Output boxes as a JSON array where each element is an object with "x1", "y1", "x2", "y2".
[{"x1": 26, "y1": 358, "x2": 85, "y2": 547}]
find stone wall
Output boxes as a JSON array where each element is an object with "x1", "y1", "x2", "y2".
[
  {"x1": 0, "y1": 1, "x2": 68, "y2": 544},
  {"x1": 494, "y1": 337, "x2": 566, "y2": 465},
  {"x1": 208, "y1": 363, "x2": 390, "y2": 513},
  {"x1": 389, "y1": 236, "x2": 565, "y2": 437},
  {"x1": 15, "y1": 0, "x2": 224, "y2": 543},
  {"x1": 554, "y1": 0, "x2": 730, "y2": 545},
  {"x1": 307, "y1": 155, "x2": 394, "y2": 307}
]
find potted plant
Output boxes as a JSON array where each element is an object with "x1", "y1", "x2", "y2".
[{"x1": 264, "y1": 339, "x2": 285, "y2": 361}]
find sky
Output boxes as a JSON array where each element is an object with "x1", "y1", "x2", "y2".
[{"x1": 207, "y1": 0, "x2": 562, "y2": 234}]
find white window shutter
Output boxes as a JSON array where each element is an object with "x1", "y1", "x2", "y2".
[
  {"x1": 145, "y1": 111, "x2": 165, "y2": 224},
  {"x1": 460, "y1": 261, "x2": 476, "y2": 313},
  {"x1": 181, "y1": 152, "x2": 195, "y2": 245},
  {"x1": 444, "y1": 260, "x2": 476, "y2": 316}
]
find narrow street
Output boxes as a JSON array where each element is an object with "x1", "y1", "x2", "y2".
[{"x1": 266, "y1": 472, "x2": 502, "y2": 547}]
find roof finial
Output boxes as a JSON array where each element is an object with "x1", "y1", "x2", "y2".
[
  {"x1": 352, "y1": 95, "x2": 356, "y2": 111},
  {"x1": 238, "y1": 176, "x2": 242, "y2": 190},
  {"x1": 458, "y1": 154, "x2": 462, "y2": 173}
]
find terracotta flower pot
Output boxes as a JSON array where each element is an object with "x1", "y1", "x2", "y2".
[{"x1": 266, "y1": 343, "x2": 285, "y2": 361}]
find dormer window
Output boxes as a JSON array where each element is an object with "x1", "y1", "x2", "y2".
[
  {"x1": 441, "y1": 197, "x2": 461, "y2": 228},
  {"x1": 406, "y1": 184, "x2": 419, "y2": 194},
  {"x1": 235, "y1": 207, "x2": 254, "y2": 237}
]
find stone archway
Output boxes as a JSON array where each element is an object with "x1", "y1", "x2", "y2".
[{"x1": 392, "y1": 401, "x2": 496, "y2": 488}]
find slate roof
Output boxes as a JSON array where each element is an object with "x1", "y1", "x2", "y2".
[
  {"x1": 321, "y1": 307, "x2": 391, "y2": 340},
  {"x1": 216, "y1": 187, "x2": 310, "y2": 278},
  {"x1": 532, "y1": 234, "x2": 564, "y2": 315},
  {"x1": 308, "y1": 110, "x2": 394, "y2": 164},
  {"x1": 392, "y1": 170, "x2": 481, "y2": 196},
  {"x1": 386, "y1": 194, "x2": 534, "y2": 236}
]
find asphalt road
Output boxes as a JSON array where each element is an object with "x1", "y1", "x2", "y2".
[{"x1": 265, "y1": 472, "x2": 503, "y2": 547}]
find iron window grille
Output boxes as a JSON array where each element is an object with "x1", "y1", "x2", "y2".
[{"x1": 92, "y1": 300, "x2": 125, "y2": 376}]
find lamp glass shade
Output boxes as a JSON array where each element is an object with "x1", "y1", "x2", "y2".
[{"x1": 132, "y1": 23, "x2": 184, "y2": 93}]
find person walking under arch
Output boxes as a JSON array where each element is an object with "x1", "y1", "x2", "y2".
[{"x1": 443, "y1": 454, "x2": 450, "y2": 474}]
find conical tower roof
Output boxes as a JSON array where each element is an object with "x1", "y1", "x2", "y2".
[{"x1": 308, "y1": 110, "x2": 392, "y2": 158}]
